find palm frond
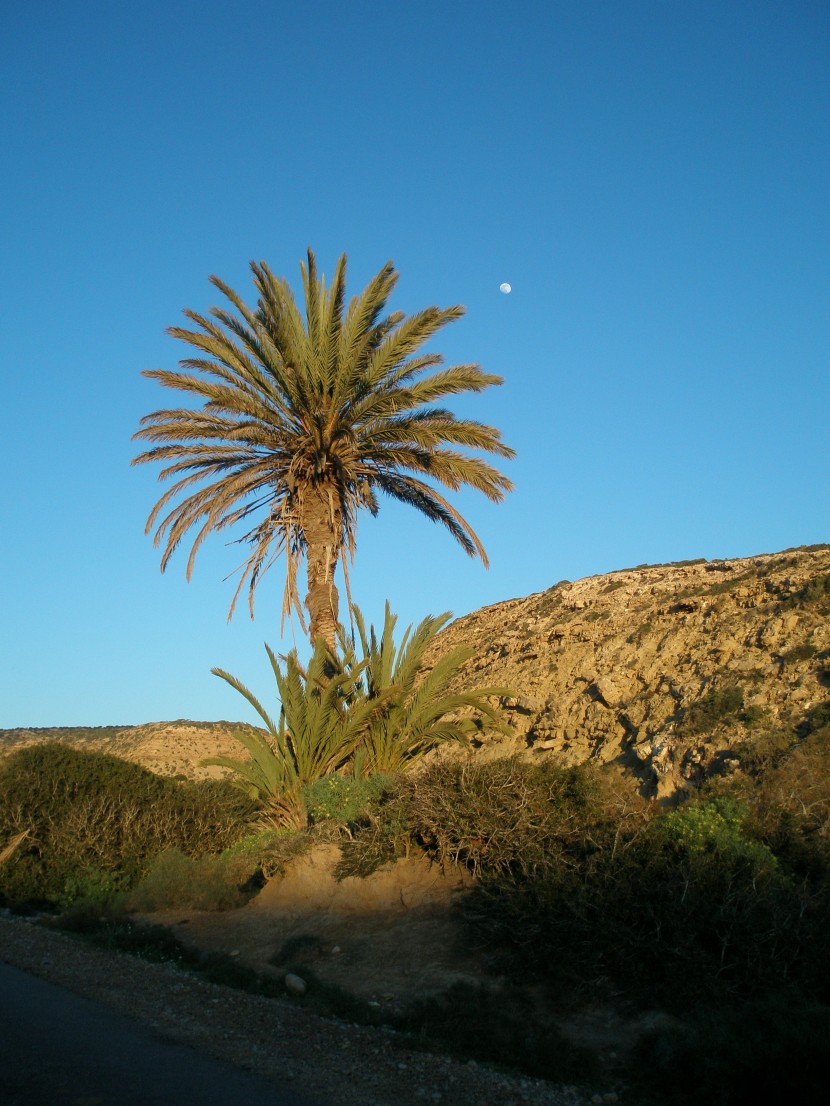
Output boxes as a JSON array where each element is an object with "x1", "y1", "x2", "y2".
[{"x1": 340, "y1": 602, "x2": 513, "y2": 774}]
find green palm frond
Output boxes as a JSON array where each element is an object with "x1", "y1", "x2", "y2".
[
  {"x1": 341, "y1": 602, "x2": 512, "y2": 774},
  {"x1": 205, "y1": 602, "x2": 512, "y2": 824}
]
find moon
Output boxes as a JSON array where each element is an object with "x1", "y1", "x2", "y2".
[{"x1": 499, "y1": 282, "x2": 512, "y2": 294}]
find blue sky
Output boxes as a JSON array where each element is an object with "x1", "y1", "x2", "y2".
[{"x1": 2, "y1": 0, "x2": 828, "y2": 727}]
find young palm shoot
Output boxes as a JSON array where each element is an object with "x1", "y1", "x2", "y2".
[
  {"x1": 205, "y1": 642, "x2": 384, "y2": 828},
  {"x1": 342, "y1": 602, "x2": 512, "y2": 775}
]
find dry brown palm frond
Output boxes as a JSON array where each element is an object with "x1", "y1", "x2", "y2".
[{"x1": 0, "y1": 829, "x2": 29, "y2": 865}]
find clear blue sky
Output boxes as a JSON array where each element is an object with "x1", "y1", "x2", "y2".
[{"x1": 2, "y1": 0, "x2": 828, "y2": 727}]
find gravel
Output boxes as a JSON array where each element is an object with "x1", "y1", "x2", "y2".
[{"x1": 0, "y1": 913, "x2": 591, "y2": 1106}]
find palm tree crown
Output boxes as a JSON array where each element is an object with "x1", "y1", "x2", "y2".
[{"x1": 133, "y1": 250, "x2": 515, "y2": 649}]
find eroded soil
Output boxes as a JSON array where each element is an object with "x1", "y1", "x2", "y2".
[{"x1": 143, "y1": 845, "x2": 483, "y2": 1013}]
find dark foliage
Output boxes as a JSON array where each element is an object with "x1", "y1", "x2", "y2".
[
  {"x1": 682, "y1": 684, "x2": 745, "y2": 735},
  {"x1": 396, "y1": 981, "x2": 597, "y2": 1083},
  {"x1": 635, "y1": 998, "x2": 830, "y2": 1105},
  {"x1": 0, "y1": 744, "x2": 253, "y2": 909}
]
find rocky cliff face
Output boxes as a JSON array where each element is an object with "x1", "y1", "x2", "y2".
[{"x1": 430, "y1": 545, "x2": 830, "y2": 799}]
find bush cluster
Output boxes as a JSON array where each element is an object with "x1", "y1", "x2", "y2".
[
  {"x1": 333, "y1": 750, "x2": 830, "y2": 1099},
  {"x1": 430, "y1": 766, "x2": 830, "y2": 1010},
  {"x1": 302, "y1": 773, "x2": 396, "y2": 827},
  {"x1": 339, "y1": 755, "x2": 641, "y2": 878},
  {"x1": 5, "y1": 702, "x2": 830, "y2": 1100},
  {"x1": 0, "y1": 744, "x2": 254, "y2": 910}
]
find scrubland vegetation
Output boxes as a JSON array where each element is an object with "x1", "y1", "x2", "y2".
[{"x1": 2, "y1": 685, "x2": 830, "y2": 1103}]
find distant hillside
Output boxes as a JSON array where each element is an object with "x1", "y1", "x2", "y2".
[
  {"x1": 0, "y1": 720, "x2": 255, "y2": 781},
  {"x1": 429, "y1": 544, "x2": 830, "y2": 798},
  {"x1": 4, "y1": 546, "x2": 828, "y2": 796}
]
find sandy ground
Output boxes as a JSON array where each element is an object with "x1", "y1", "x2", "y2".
[{"x1": 145, "y1": 845, "x2": 485, "y2": 1013}]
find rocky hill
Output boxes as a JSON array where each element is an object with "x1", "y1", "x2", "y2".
[
  {"x1": 432, "y1": 544, "x2": 830, "y2": 798},
  {"x1": 0, "y1": 720, "x2": 250, "y2": 781},
  {"x1": 3, "y1": 546, "x2": 828, "y2": 798}
]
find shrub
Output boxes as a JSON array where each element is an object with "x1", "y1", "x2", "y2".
[
  {"x1": 684, "y1": 684, "x2": 745, "y2": 734},
  {"x1": 459, "y1": 787, "x2": 829, "y2": 1010},
  {"x1": 751, "y1": 715, "x2": 830, "y2": 875},
  {"x1": 800, "y1": 698, "x2": 830, "y2": 737},
  {"x1": 635, "y1": 997, "x2": 830, "y2": 1104},
  {"x1": 335, "y1": 783, "x2": 414, "y2": 878},
  {"x1": 656, "y1": 795, "x2": 777, "y2": 870},
  {"x1": 359, "y1": 756, "x2": 830, "y2": 1015},
  {"x1": 126, "y1": 826, "x2": 308, "y2": 911},
  {"x1": 339, "y1": 756, "x2": 642, "y2": 883},
  {"x1": 396, "y1": 981, "x2": 597, "y2": 1083},
  {"x1": 795, "y1": 573, "x2": 830, "y2": 609},
  {"x1": 0, "y1": 744, "x2": 253, "y2": 910},
  {"x1": 127, "y1": 847, "x2": 253, "y2": 911},
  {"x1": 302, "y1": 773, "x2": 396, "y2": 827},
  {"x1": 401, "y1": 756, "x2": 615, "y2": 877}
]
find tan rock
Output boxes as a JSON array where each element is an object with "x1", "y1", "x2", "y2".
[{"x1": 426, "y1": 545, "x2": 830, "y2": 799}]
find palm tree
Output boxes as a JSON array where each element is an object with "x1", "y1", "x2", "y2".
[{"x1": 133, "y1": 250, "x2": 514, "y2": 650}]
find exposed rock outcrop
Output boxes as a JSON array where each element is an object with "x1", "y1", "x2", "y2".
[{"x1": 429, "y1": 545, "x2": 830, "y2": 798}]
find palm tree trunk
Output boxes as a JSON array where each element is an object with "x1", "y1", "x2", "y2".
[{"x1": 302, "y1": 483, "x2": 341, "y2": 652}]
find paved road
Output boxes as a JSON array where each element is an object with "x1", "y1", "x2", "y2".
[{"x1": 0, "y1": 961, "x2": 318, "y2": 1105}]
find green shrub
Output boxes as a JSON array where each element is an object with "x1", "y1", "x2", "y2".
[
  {"x1": 61, "y1": 866, "x2": 123, "y2": 909},
  {"x1": 795, "y1": 573, "x2": 830, "y2": 608},
  {"x1": 219, "y1": 826, "x2": 306, "y2": 876},
  {"x1": 126, "y1": 847, "x2": 253, "y2": 911},
  {"x1": 684, "y1": 684, "x2": 745, "y2": 734},
  {"x1": 302, "y1": 773, "x2": 397, "y2": 827},
  {"x1": 729, "y1": 725, "x2": 800, "y2": 777},
  {"x1": 0, "y1": 744, "x2": 253, "y2": 910},
  {"x1": 628, "y1": 620, "x2": 653, "y2": 643},
  {"x1": 656, "y1": 796, "x2": 777, "y2": 870},
  {"x1": 127, "y1": 826, "x2": 307, "y2": 911},
  {"x1": 335, "y1": 783, "x2": 414, "y2": 878}
]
